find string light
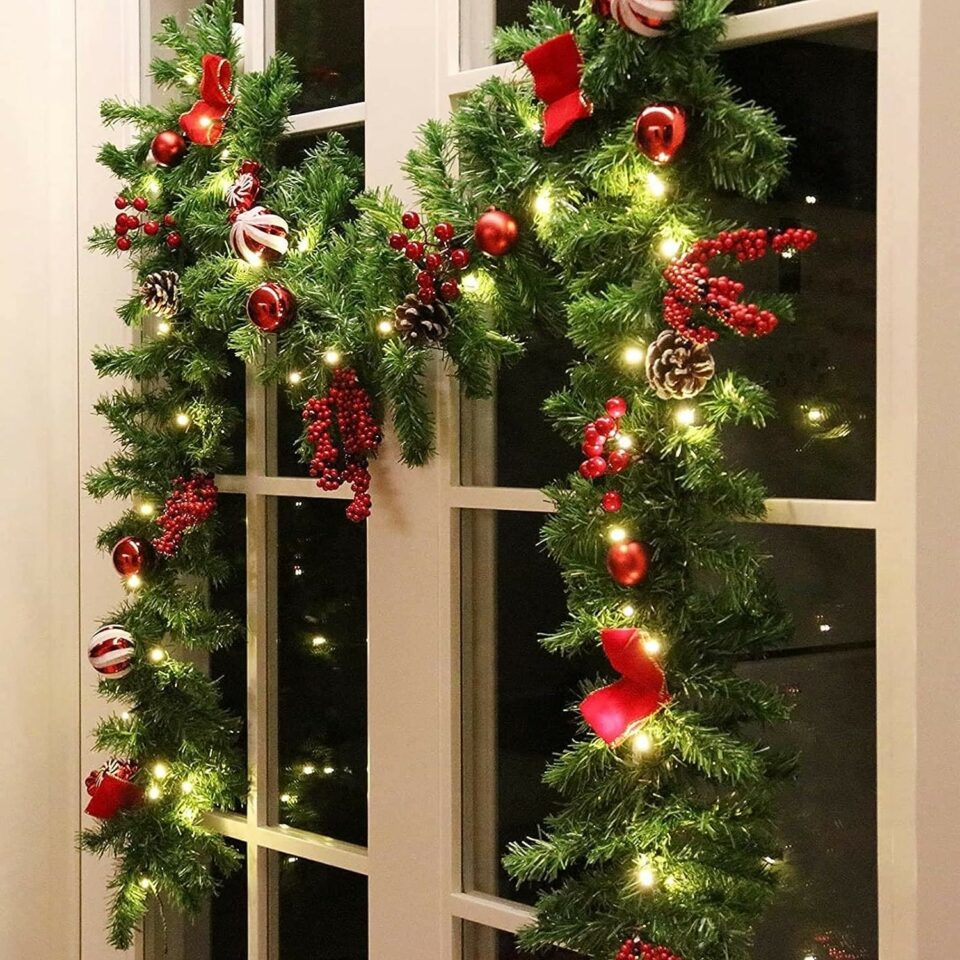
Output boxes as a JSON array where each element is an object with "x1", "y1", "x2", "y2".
[
  {"x1": 120, "y1": 711, "x2": 131, "y2": 722},
  {"x1": 659, "y1": 235, "x2": 682, "y2": 259},
  {"x1": 631, "y1": 730, "x2": 653, "y2": 755},
  {"x1": 152, "y1": 762, "x2": 169, "y2": 780},
  {"x1": 174, "y1": 412, "x2": 190, "y2": 428},
  {"x1": 138, "y1": 503, "x2": 155, "y2": 517},
  {"x1": 377, "y1": 319, "x2": 394, "y2": 336},
  {"x1": 180, "y1": 780, "x2": 193, "y2": 794},
  {"x1": 642, "y1": 636, "x2": 662, "y2": 656},
  {"x1": 674, "y1": 405, "x2": 696, "y2": 427},
  {"x1": 311, "y1": 635, "x2": 328, "y2": 648},
  {"x1": 608, "y1": 526, "x2": 628, "y2": 544},
  {"x1": 534, "y1": 188, "x2": 553, "y2": 216},
  {"x1": 149, "y1": 647, "x2": 166, "y2": 663},
  {"x1": 127, "y1": 574, "x2": 143, "y2": 590},
  {"x1": 805, "y1": 195, "x2": 817, "y2": 204},
  {"x1": 302, "y1": 764, "x2": 316, "y2": 775},
  {"x1": 622, "y1": 345, "x2": 645, "y2": 366},
  {"x1": 183, "y1": 73, "x2": 197, "y2": 86},
  {"x1": 157, "y1": 321, "x2": 172, "y2": 336},
  {"x1": 322, "y1": 765, "x2": 335, "y2": 775},
  {"x1": 616, "y1": 435, "x2": 633, "y2": 451},
  {"x1": 297, "y1": 234, "x2": 311, "y2": 252},
  {"x1": 664, "y1": 875, "x2": 678, "y2": 890},
  {"x1": 287, "y1": 371, "x2": 303, "y2": 385},
  {"x1": 147, "y1": 785, "x2": 161, "y2": 801},
  {"x1": 636, "y1": 864, "x2": 656, "y2": 888},
  {"x1": 138, "y1": 877, "x2": 152, "y2": 890},
  {"x1": 621, "y1": 604, "x2": 636, "y2": 618},
  {"x1": 646, "y1": 172, "x2": 666, "y2": 198},
  {"x1": 144, "y1": 176, "x2": 161, "y2": 198},
  {"x1": 323, "y1": 349, "x2": 341, "y2": 366},
  {"x1": 462, "y1": 273, "x2": 480, "y2": 292},
  {"x1": 819, "y1": 623, "x2": 832, "y2": 633},
  {"x1": 806, "y1": 407, "x2": 824, "y2": 424},
  {"x1": 280, "y1": 793, "x2": 292, "y2": 803}
]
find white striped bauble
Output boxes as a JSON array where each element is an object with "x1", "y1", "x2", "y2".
[
  {"x1": 609, "y1": 0, "x2": 678, "y2": 37},
  {"x1": 229, "y1": 205, "x2": 289, "y2": 264},
  {"x1": 88, "y1": 624, "x2": 135, "y2": 679}
]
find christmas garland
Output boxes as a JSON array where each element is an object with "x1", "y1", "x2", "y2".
[
  {"x1": 81, "y1": 0, "x2": 535, "y2": 947},
  {"x1": 389, "y1": 1, "x2": 817, "y2": 957}
]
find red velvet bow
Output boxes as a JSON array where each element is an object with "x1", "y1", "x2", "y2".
[
  {"x1": 522, "y1": 32, "x2": 593, "y2": 147},
  {"x1": 180, "y1": 54, "x2": 235, "y2": 147},
  {"x1": 580, "y1": 628, "x2": 669, "y2": 744},
  {"x1": 84, "y1": 759, "x2": 143, "y2": 820}
]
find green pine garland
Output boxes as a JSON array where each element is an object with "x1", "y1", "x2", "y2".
[{"x1": 397, "y1": 1, "x2": 809, "y2": 958}]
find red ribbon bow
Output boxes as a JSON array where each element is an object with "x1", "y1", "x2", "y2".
[
  {"x1": 84, "y1": 759, "x2": 143, "y2": 820},
  {"x1": 522, "y1": 32, "x2": 593, "y2": 147},
  {"x1": 180, "y1": 54, "x2": 235, "y2": 147},
  {"x1": 580, "y1": 628, "x2": 669, "y2": 744}
]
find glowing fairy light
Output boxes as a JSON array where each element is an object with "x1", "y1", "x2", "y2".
[{"x1": 622, "y1": 345, "x2": 645, "y2": 366}]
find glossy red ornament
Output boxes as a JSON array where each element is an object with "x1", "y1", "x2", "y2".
[
  {"x1": 474, "y1": 208, "x2": 520, "y2": 257},
  {"x1": 433, "y1": 222, "x2": 455, "y2": 242},
  {"x1": 246, "y1": 281, "x2": 297, "y2": 333},
  {"x1": 111, "y1": 536, "x2": 155, "y2": 578},
  {"x1": 150, "y1": 129, "x2": 188, "y2": 167},
  {"x1": 605, "y1": 396, "x2": 627, "y2": 419},
  {"x1": 634, "y1": 103, "x2": 687, "y2": 164},
  {"x1": 606, "y1": 540, "x2": 649, "y2": 587},
  {"x1": 602, "y1": 491, "x2": 623, "y2": 513}
]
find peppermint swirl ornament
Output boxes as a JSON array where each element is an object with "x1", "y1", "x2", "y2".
[
  {"x1": 606, "y1": 0, "x2": 677, "y2": 36},
  {"x1": 226, "y1": 159, "x2": 262, "y2": 212},
  {"x1": 229, "y1": 205, "x2": 289, "y2": 264},
  {"x1": 88, "y1": 624, "x2": 135, "y2": 679}
]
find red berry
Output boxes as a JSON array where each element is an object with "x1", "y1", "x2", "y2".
[
  {"x1": 424, "y1": 252, "x2": 443, "y2": 272},
  {"x1": 125, "y1": 215, "x2": 140, "y2": 230},
  {"x1": 582, "y1": 440, "x2": 604, "y2": 457},
  {"x1": 584, "y1": 425, "x2": 600, "y2": 445},
  {"x1": 388, "y1": 232, "x2": 407, "y2": 250},
  {"x1": 143, "y1": 220, "x2": 160, "y2": 236},
  {"x1": 450, "y1": 246, "x2": 470, "y2": 268},
  {"x1": 595, "y1": 416, "x2": 617, "y2": 436},
  {"x1": 602, "y1": 491, "x2": 622, "y2": 513},
  {"x1": 116, "y1": 236, "x2": 132, "y2": 251},
  {"x1": 401, "y1": 211, "x2": 420, "y2": 230},
  {"x1": 419, "y1": 286, "x2": 436, "y2": 304},
  {"x1": 440, "y1": 279, "x2": 460, "y2": 301},
  {"x1": 165, "y1": 231, "x2": 182, "y2": 249},
  {"x1": 114, "y1": 223, "x2": 128, "y2": 236},
  {"x1": 605, "y1": 396, "x2": 628, "y2": 419},
  {"x1": 405, "y1": 242, "x2": 424, "y2": 261},
  {"x1": 132, "y1": 196, "x2": 148, "y2": 211},
  {"x1": 416, "y1": 270, "x2": 434, "y2": 288},
  {"x1": 163, "y1": 213, "x2": 176, "y2": 227},
  {"x1": 433, "y1": 221, "x2": 454, "y2": 242},
  {"x1": 607, "y1": 449, "x2": 631, "y2": 473},
  {"x1": 115, "y1": 196, "x2": 129, "y2": 209}
]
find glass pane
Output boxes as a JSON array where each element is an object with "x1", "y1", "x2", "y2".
[
  {"x1": 276, "y1": 0, "x2": 364, "y2": 112},
  {"x1": 278, "y1": 855, "x2": 368, "y2": 960},
  {"x1": 715, "y1": 26, "x2": 877, "y2": 499},
  {"x1": 276, "y1": 497, "x2": 367, "y2": 844},
  {"x1": 461, "y1": 513, "x2": 878, "y2": 959},
  {"x1": 210, "y1": 493, "x2": 248, "y2": 804},
  {"x1": 277, "y1": 125, "x2": 365, "y2": 169},
  {"x1": 462, "y1": 921, "x2": 584, "y2": 960},
  {"x1": 178, "y1": 837, "x2": 247, "y2": 959},
  {"x1": 460, "y1": 331, "x2": 579, "y2": 488},
  {"x1": 727, "y1": 0, "x2": 803, "y2": 10},
  {"x1": 496, "y1": 0, "x2": 577, "y2": 28}
]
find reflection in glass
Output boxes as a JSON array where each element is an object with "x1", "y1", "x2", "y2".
[
  {"x1": 461, "y1": 514, "x2": 877, "y2": 957},
  {"x1": 276, "y1": 0, "x2": 363, "y2": 112},
  {"x1": 277, "y1": 498, "x2": 367, "y2": 844},
  {"x1": 278, "y1": 855, "x2": 368, "y2": 960},
  {"x1": 210, "y1": 493, "x2": 247, "y2": 800}
]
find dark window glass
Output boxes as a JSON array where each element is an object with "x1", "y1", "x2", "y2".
[
  {"x1": 276, "y1": 125, "x2": 365, "y2": 169},
  {"x1": 463, "y1": 921, "x2": 585, "y2": 960},
  {"x1": 495, "y1": 0, "x2": 577, "y2": 29},
  {"x1": 728, "y1": 0, "x2": 803, "y2": 10},
  {"x1": 715, "y1": 27, "x2": 877, "y2": 499},
  {"x1": 461, "y1": 513, "x2": 878, "y2": 960},
  {"x1": 276, "y1": 0, "x2": 364, "y2": 112},
  {"x1": 223, "y1": 352, "x2": 246, "y2": 472},
  {"x1": 210, "y1": 493, "x2": 247, "y2": 804},
  {"x1": 278, "y1": 856, "x2": 368, "y2": 960},
  {"x1": 276, "y1": 497, "x2": 367, "y2": 844},
  {"x1": 179, "y1": 837, "x2": 247, "y2": 959}
]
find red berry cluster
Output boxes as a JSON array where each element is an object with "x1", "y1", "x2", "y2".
[
  {"x1": 662, "y1": 226, "x2": 818, "y2": 343},
  {"x1": 303, "y1": 369, "x2": 383, "y2": 522},
  {"x1": 387, "y1": 211, "x2": 471, "y2": 305},
  {"x1": 152, "y1": 473, "x2": 219, "y2": 557},
  {"x1": 579, "y1": 396, "x2": 632, "y2": 481},
  {"x1": 616, "y1": 938, "x2": 683, "y2": 960},
  {"x1": 114, "y1": 195, "x2": 181, "y2": 251},
  {"x1": 812, "y1": 931, "x2": 867, "y2": 960}
]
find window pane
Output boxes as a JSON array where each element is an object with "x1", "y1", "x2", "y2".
[
  {"x1": 462, "y1": 921, "x2": 584, "y2": 960},
  {"x1": 178, "y1": 837, "x2": 247, "y2": 959},
  {"x1": 727, "y1": 0, "x2": 803, "y2": 10},
  {"x1": 276, "y1": 125, "x2": 365, "y2": 169},
  {"x1": 461, "y1": 511, "x2": 878, "y2": 959},
  {"x1": 276, "y1": 497, "x2": 367, "y2": 844},
  {"x1": 278, "y1": 856, "x2": 368, "y2": 960},
  {"x1": 715, "y1": 26, "x2": 877, "y2": 499},
  {"x1": 276, "y1": 0, "x2": 364, "y2": 112},
  {"x1": 210, "y1": 493, "x2": 247, "y2": 805}
]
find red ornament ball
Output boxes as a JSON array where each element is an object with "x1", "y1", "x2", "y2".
[
  {"x1": 111, "y1": 536, "x2": 155, "y2": 578},
  {"x1": 606, "y1": 540, "x2": 650, "y2": 587},
  {"x1": 88, "y1": 625, "x2": 135, "y2": 679},
  {"x1": 474, "y1": 207, "x2": 520, "y2": 257},
  {"x1": 150, "y1": 129, "x2": 188, "y2": 167},
  {"x1": 246, "y1": 281, "x2": 297, "y2": 333},
  {"x1": 606, "y1": 396, "x2": 628, "y2": 419},
  {"x1": 602, "y1": 491, "x2": 623, "y2": 513},
  {"x1": 634, "y1": 103, "x2": 687, "y2": 164}
]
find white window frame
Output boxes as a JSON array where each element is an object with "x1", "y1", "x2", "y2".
[{"x1": 74, "y1": 1, "x2": 960, "y2": 959}]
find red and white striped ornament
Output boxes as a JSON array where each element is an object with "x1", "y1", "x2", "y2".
[
  {"x1": 229, "y1": 205, "x2": 289, "y2": 264},
  {"x1": 88, "y1": 624, "x2": 135, "y2": 679},
  {"x1": 226, "y1": 159, "x2": 262, "y2": 212},
  {"x1": 608, "y1": 0, "x2": 678, "y2": 37}
]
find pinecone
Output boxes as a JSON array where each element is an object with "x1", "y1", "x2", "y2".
[
  {"x1": 645, "y1": 328, "x2": 716, "y2": 400},
  {"x1": 141, "y1": 270, "x2": 181, "y2": 318},
  {"x1": 393, "y1": 294, "x2": 451, "y2": 347}
]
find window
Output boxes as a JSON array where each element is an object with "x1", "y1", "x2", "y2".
[{"x1": 113, "y1": 3, "x2": 908, "y2": 960}]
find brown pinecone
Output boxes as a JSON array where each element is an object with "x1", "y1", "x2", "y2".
[
  {"x1": 141, "y1": 270, "x2": 181, "y2": 318},
  {"x1": 394, "y1": 294, "x2": 451, "y2": 347},
  {"x1": 645, "y1": 328, "x2": 716, "y2": 400}
]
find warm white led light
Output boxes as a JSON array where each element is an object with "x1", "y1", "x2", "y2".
[
  {"x1": 152, "y1": 762, "x2": 169, "y2": 780},
  {"x1": 637, "y1": 865, "x2": 656, "y2": 888},
  {"x1": 621, "y1": 604, "x2": 636, "y2": 618},
  {"x1": 807, "y1": 407, "x2": 824, "y2": 423},
  {"x1": 674, "y1": 406, "x2": 696, "y2": 427},
  {"x1": 288, "y1": 371, "x2": 303, "y2": 385},
  {"x1": 622, "y1": 345, "x2": 645, "y2": 366},
  {"x1": 127, "y1": 574, "x2": 143, "y2": 590},
  {"x1": 147, "y1": 785, "x2": 161, "y2": 801},
  {"x1": 181, "y1": 780, "x2": 193, "y2": 794},
  {"x1": 149, "y1": 647, "x2": 165, "y2": 663},
  {"x1": 534, "y1": 189, "x2": 553, "y2": 216},
  {"x1": 616, "y1": 435, "x2": 633, "y2": 451},
  {"x1": 311, "y1": 635, "x2": 328, "y2": 648},
  {"x1": 323, "y1": 349, "x2": 341, "y2": 366},
  {"x1": 608, "y1": 526, "x2": 628, "y2": 544},
  {"x1": 377, "y1": 319, "x2": 394, "y2": 335},
  {"x1": 302, "y1": 764, "x2": 316, "y2": 776},
  {"x1": 175, "y1": 412, "x2": 190, "y2": 428},
  {"x1": 643, "y1": 636, "x2": 662, "y2": 656},
  {"x1": 659, "y1": 236, "x2": 681, "y2": 258},
  {"x1": 462, "y1": 273, "x2": 480, "y2": 292},
  {"x1": 631, "y1": 731, "x2": 653, "y2": 755},
  {"x1": 157, "y1": 321, "x2": 171, "y2": 336},
  {"x1": 138, "y1": 503, "x2": 155, "y2": 516},
  {"x1": 646, "y1": 172, "x2": 666, "y2": 198}
]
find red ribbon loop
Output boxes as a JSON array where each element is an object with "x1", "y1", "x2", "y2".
[
  {"x1": 522, "y1": 32, "x2": 593, "y2": 147},
  {"x1": 180, "y1": 54, "x2": 235, "y2": 147},
  {"x1": 580, "y1": 628, "x2": 669, "y2": 744}
]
